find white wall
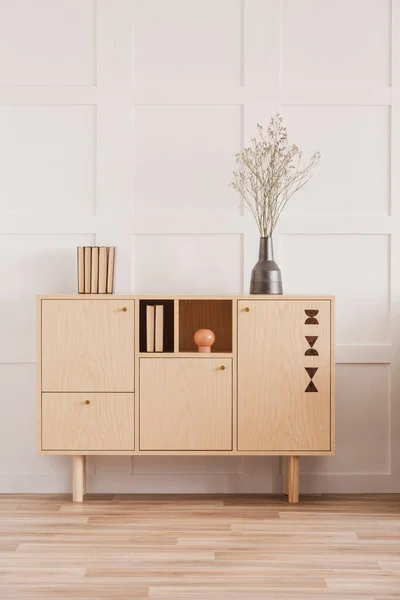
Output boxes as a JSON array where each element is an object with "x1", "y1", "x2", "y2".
[{"x1": 0, "y1": 0, "x2": 398, "y2": 494}]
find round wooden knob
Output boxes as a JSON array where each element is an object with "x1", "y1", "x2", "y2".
[
  {"x1": 85, "y1": 400, "x2": 90, "y2": 405},
  {"x1": 244, "y1": 307, "x2": 250, "y2": 312},
  {"x1": 220, "y1": 365, "x2": 225, "y2": 371},
  {"x1": 194, "y1": 329, "x2": 215, "y2": 353},
  {"x1": 122, "y1": 307, "x2": 127, "y2": 312}
]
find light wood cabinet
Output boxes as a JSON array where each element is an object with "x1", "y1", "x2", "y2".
[
  {"x1": 41, "y1": 299, "x2": 134, "y2": 392},
  {"x1": 237, "y1": 300, "x2": 331, "y2": 452},
  {"x1": 37, "y1": 294, "x2": 335, "y2": 503},
  {"x1": 139, "y1": 358, "x2": 232, "y2": 451},
  {"x1": 42, "y1": 393, "x2": 134, "y2": 451}
]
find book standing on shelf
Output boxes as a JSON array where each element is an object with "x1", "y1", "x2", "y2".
[
  {"x1": 155, "y1": 305, "x2": 164, "y2": 352},
  {"x1": 146, "y1": 305, "x2": 155, "y2": 352},
  {"x1": 138, "y1": 299, "x2": 174, "y2": 353},
  {"x1": 145, "y1": 304, "x2": 165, "y2": 353}
]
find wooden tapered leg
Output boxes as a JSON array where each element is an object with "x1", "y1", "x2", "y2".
[
  {"x1": 285, "y1": 457, "x2": 291, "y2": 497},
  {"x1": 287, "y1": 456, "x2": 299, "y2": 503},
  {"x1": 83, "y1": 456, "x2": 86, "y2": 496},
  {"x1": 73, "y1": 455, "x2": 85, "y2": 503}
]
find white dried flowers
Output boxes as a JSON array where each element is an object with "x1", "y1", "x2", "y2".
[{"x1": 231, "y1": 114, "x2": 321, "y2": 237}]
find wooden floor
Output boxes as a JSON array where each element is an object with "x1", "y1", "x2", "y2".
[{"x1": 0, "y1": 494, "x2": 399, "y2": 599}]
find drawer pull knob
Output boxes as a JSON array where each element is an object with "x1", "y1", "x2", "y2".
[
  {"x1": 220, "y1": 365, "x2": 226, "y2": 370},
  {"x1": 85, "y1": 400, "x2": 90, "y2": 405},
  {"x1": 122, "y1": 307, "x2": 127, "y2": 312},
  {"x1": 244, "y1": 307, "x2": 250, "y2": 312}
]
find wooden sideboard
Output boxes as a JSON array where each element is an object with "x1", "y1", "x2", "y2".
[{"x1": 37, "y1": 294, "x2": 335, "y2": 503}]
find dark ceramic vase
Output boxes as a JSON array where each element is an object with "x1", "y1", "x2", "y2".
[{"x1": 250, "y1": 236, "x2": 283, "y2": 294}]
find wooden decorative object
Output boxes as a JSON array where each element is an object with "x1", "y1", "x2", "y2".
[
  {"x1": 194, "y1": 329, "x2": 215, "y2": 353},
  {"x1": 37, "y1": 294, "x2": 335, "y2": 504}
]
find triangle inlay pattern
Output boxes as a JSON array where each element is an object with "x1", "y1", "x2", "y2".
[
  {"x1": 305, "y1": 367, "x2": 318, "y2": 379},
  {"x1": 305, "y1": 380, "x2": 318, "y2": 393},
  {"x1": 305, "y1": 336, "x2": 318, "y2": 348},
  {"x1": 305, "y1": 336, "x2": 319, "y2": 356},
  {"x1": 305, "y1": 366, "x2": 318, "y2": 393}
]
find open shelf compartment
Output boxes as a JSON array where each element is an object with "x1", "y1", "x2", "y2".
[
  {"x1": 139, "y1": 299, "x2": 174, "y2": 353},
  {"x1": 179, "y1": 299, "x2": 233, "y2": 353}
]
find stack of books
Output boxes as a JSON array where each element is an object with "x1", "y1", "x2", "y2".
[
  {"x1": 146, "y1": 305, "x2": 164, "y2": 352},
  {"x1": 77, "y1": 246, "x2": 115, "y2": 294}
]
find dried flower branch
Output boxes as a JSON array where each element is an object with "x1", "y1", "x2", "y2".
[{"x1": 231, "y1": 114, "x2": 321, "y2": 237}]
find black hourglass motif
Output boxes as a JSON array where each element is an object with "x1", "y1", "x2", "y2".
[
  {"x1": 305, "y1": 367, "x2": 318, "y2": 393},
  {"x1": 305, "y1": 309, "x2": 319, "y2": 325},
  {"x1": 305, "y1": 335, "x2": 319, "y2": 356}
]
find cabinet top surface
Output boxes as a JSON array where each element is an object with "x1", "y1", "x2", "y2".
[{"x1": 38, "y1": 294, "x2": 335, "y2": 300}]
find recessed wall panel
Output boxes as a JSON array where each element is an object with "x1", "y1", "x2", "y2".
[
  {"x1": 0, "y1": 0, "x2": 94, "y2": 85},
  {"x1": 0, "y1": 107, "x2": 95, "y2": 216},
  {"x1": 133, "y1": 0, "x2": 242, "y2": 84},
  {"x1": 133, "y1": 234, "x2": 241, "y2": 294},
  {"x1": 133, "y1": 105, "x2": 241, "y2": 216},
  {"x1": 282, "y1": 106, "x2": 389, "y2": 215},
  {"x1": 281, "y1": 0, "x2": 390, "y2": 86}
]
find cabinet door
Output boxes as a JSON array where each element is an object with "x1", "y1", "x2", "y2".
[
  {"x1": 139, "y1": 358, "x2": 232, "y2": 451},
  {"x1": 42, "y1": 393, "x2": 134, "y2": 451},
  {"x1": 238, "y1": 300, "x2": 331, "y2": 451},
  {"x1": 42, "y1": 300, "x2": 134, "y2": 392}
]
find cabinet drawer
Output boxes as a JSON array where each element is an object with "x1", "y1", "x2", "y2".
[{"x1": 42, "y1": 393, "x2": 134, "y2": 451}]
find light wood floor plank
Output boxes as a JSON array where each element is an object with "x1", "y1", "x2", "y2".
[{"x1": 0, "y1": 494, "x2": 398, "y2": 599}]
